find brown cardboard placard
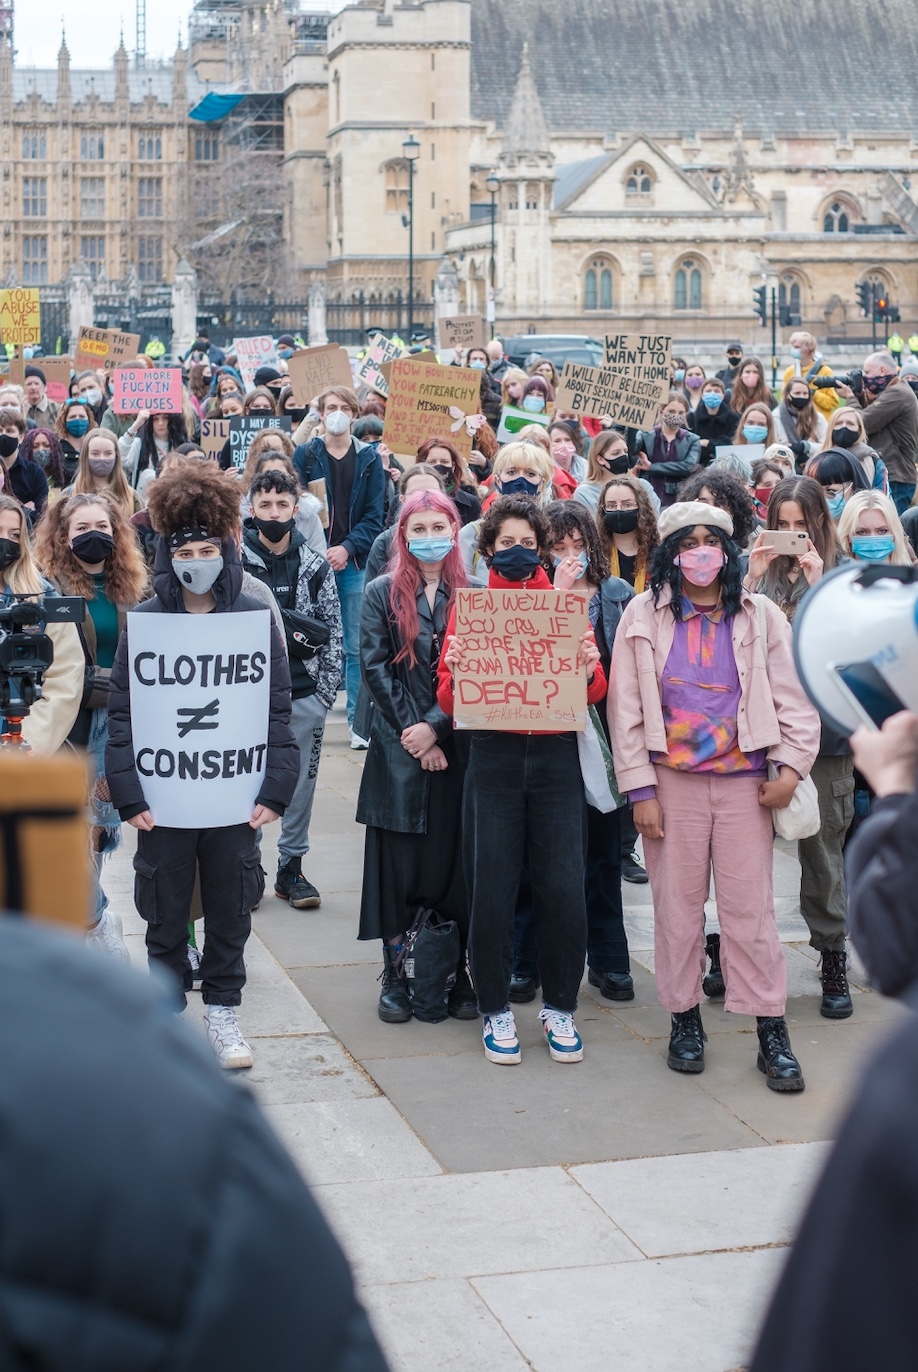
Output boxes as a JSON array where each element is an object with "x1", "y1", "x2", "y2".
[
  {"x1": 6, "y1": 352, "x2": 24, "y2": 385},
  {"x1": 74, "y1": 326, "x2": 141, "y2": 373},
  {"x1": 42, "y1": 356, "x2": 73, "y2": 403},
  {"x1": 438, "y1": 314, "x2": 486, "y2": 352},
  {"x1": 201, "y1": 418, "x2": 231, "y2": 461},
  {"x1": 355, "y1": 333, "x2": 407, "y2": 397},
  {"x1": 378, "y1": 349, "x2": 436, "y2": 385},
  {"x1": 382, "y1": 358, "x2": 481, "y2": 460},
  {"x1": 555, "y1": 333, "x2": 671, "y2": 429},
  {"x1": 453, "y1": 587, "x2": 589, "y2": 732},
  {"x1": 285, "y1": 344, "x2": 354, "y2": 404}
]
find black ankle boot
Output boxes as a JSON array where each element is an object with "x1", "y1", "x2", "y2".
[
  {"x1": 702, "y1": 932, "x2": 725, "y2": 999},
  {"x1": 378, "y1": 945, "x2": 411, "y2": 1023},
  {"x1": 756, "y1": 1016, "x2": 805, "y2": 1092},
  {"x1": 667, "y1": 1006, "x2": 706, "y2": 1073},
  {"x1": 448, "y1": 962, "x2": 478, "y2": 1020},
  {"x1": 819, "y1": 950, "x2": 853, "y2": 1019}
]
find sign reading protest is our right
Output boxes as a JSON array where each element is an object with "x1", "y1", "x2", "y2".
[
  {"x1": 74, "y1": 326, "x2": 141, "y2": 373},
  {"x1": 453, "y1": 587, "x2": 589, "y2": 732},
  {"x1": 112, "y1": 366, "x2": 184, "y2": 414},
  {"x1": 0, "y1": 288, "x2": 40, "y2": 346},
  {"x1": 556, "y1": 333, "x2": 671, "y2": 429},
  {"x1": 228, "y1": 414, "x2": 292, "y2": 469},
  {"x1": 127, "y1": 609, "x2": 271, "y2": 828},
  {"x1": 439, "y1": 314, "x2": 486, "y2": 353}
]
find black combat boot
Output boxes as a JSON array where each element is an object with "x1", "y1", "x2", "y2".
[
  {"x1": 702, "y1": 932, "x2": 725, "y2": 999},
  {"x1": 819, "y1": 949, "x2": 853, "y2": 1019},
  {"x1": 756, "y1": 1017, "x2": 805, "y2": 1092},
  {"x1": 667, "y1": 1005, "x2": 706, "y2": 1073},
  {"x1": 378, "y1": 945, "x2": 411, "y2": 1023}
]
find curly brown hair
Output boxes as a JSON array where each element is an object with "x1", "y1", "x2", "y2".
[
  {"x1": 34, "y1": 492, "x2": 149, "y2": 603},
  {"x1": 477, "y1": 494, "x2": 551, "y2": 567},
  {"x1": 145, "y1": 457, "x2": 242, "y2": 541},
  {"x1": 595, "y1": 476, "x2": 660, "y2": 570}
]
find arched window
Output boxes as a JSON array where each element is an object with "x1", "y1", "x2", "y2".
[
  {"x1": 383, "y1": 159, "x2": 409, "y2": 214},
  {"x1": 674, "y1": 259, "x2": 702, "y2": 311},
  {"x1": 626, "y1": 164, "x2": 654, "y2": 196},
  {"x1": 778, "y1": 274, "x2": 802, "y2": 322},
  {"x1": 584, "y1": 257, "x2": 613, "y2": 311},
  {"x1": 823, "y1": 199, "x2": 858, "y2": 232}
]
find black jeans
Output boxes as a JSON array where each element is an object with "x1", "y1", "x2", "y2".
[
  {"x1": 514, "y1": 805, "x2": 629, "y2": 977},
  {"x1": 133, "y1": 823, "x2": 265, "y2": 1008},
  {"x1": 463, "y1": 732, "x2": 587, "y2": 1015}
]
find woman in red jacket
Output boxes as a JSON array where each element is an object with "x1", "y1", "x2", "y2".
[{"x1": 438, "y1": 495, "x2": 606, "y2": 1067}]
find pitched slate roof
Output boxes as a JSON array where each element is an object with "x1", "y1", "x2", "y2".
[{"x1": 471, "y1": 0, "x2": 918, "y2": 134}]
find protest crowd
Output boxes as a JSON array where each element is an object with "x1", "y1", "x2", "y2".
[{"x1": 3, "y1": 321, "x2": 918, "y2": 1092}]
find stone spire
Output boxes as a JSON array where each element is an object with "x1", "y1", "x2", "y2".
[
  {"x1": 500, "y1": 43, "x2": 552, "y2": 165},
  {"x1": 115, "y1": 34, "x2": 129, "y2": 102},
  {"x1": 57, "y1": 31, "x2": 71, "y2": 105}
]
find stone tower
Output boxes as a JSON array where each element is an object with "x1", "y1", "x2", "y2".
[{"x1": 496, "y1": 45, "x2": 555, "y2": 313}]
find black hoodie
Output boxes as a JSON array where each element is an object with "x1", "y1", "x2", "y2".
[{"x1": 105, "y1": 536, "x2": 298, "y2": 821}]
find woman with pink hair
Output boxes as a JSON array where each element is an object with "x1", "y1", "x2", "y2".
[{"x1": 356, "y1": 490, "x2": 474, "y2": 1024}]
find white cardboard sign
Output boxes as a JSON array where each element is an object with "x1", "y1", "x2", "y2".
[{"x1": 127, "y1": 609, "x2": 271, "y2": 828}]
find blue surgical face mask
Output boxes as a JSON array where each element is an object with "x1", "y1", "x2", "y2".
[
  {"x1": 408, "y1": 536, "x2": 454, "y2": 563},
  {"x1": 702, "y1": 392, "x2": 722, "y2": 410},
  {"x1": 468, "y1": 359, "x2": 487, "y2": 370},
  {"x1": 825, "y1": 492, "x2": 847, "y2": 521},
  {"x1": 499, "y1": 474, "x2": 541, "y2": 498},
  {"x1": 277, "y1": 347, "x2": 294, "y2": 360},
  {"x1": 66, "y1": 417, "x2": 89, "y2": 437},
  {"x1": 851, "y1": 534, "x2": 896, "y2": 562},
  {"x1": 522, "y1": 394, "x2": 546, "y2": 413},
  {"x1": 674, "y1": 369, "x2": 685, "y2": 382},
  {"x1": 552, "y1": 550, "x2": 588, "y2": 579},
  {"x1": 790, "y1": 347, "x2": 802, "y2": 360},
  {"x1": 172, "y1": 555, "x2": 224, "y2": 594},
  {"x1": 743, "y1": 424, "x2": 768, "y2": 444}
]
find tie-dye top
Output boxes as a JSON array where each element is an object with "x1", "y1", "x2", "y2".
[{"x1": 651, "y1": 597, "x2": 768, "y2": 775}]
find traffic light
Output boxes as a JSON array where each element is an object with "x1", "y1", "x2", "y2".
[
  {"x1": 874, "y1": 294, "x2": 888, "y2": 321},
  {"x1": 753, "y1": 285, "x2": 768, "y2": 327},
  {"x1": 856, "y1": 281, "x2": 873, "y2": 317}
]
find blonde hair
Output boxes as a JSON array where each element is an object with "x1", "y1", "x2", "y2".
[
  {"x1": 586, "y1": 429, "x2": 629, "y2": 485},
  {"x1": 500, "y1": 367, "x2": 529, "y2": 407},
  {"x1": 821, "y1": 405, "x2": 867, "y2": 450},
  {"x1": 71, "y1": 429, "x2": 137, "y2": 516},
  {"x1": 836, "y1": 490, "x2": 913, "y2": 566},
  {"x1": 514, "y1": 424, "x2": 552, "y2": 454},
  {"x1": 0, "y1": 494, "x2": 44, "y2": 594},
  {"x1": 492, "y1": 441, "x2": 554, "y2": 487}
]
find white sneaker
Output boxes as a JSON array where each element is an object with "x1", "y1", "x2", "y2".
[
  {"x1": 187, "y1": 943, "x2": 203, "y2": 985},
  {"x1": 86, "y1": 910, "x2": 129, "y2": 964},
  {"x1": 539, "y1": 1007, "x2": 584, "y2": 1063},
  {"x1": 482, "y1": 1009, "x2": 521, "y2": 1064},
  {"x1": 204, "y1": 1006, "x2": 253, "y2": 1069},
  {"x1": 349, "y1": 729, "x2": 370, "y2": 750}
]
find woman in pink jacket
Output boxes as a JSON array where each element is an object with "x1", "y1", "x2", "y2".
[{"x1": 609, "y1": 500, "x2": 820, "y2": 1090}]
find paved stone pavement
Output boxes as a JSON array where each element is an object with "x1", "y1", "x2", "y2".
[{"x1": 104, "y1": 702, "x2": 902, "y2": 1372}]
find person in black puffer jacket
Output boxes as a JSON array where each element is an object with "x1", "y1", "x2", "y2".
[
  {"x1": 687, "y1": 377, "x2": 739, "y2": 466},
  {"x1": 0, "y1": 914, "x2": 388, "y2": 1372},
  {"x1": 106, "y1": 460, "x2": 298, "y2": 1071}
]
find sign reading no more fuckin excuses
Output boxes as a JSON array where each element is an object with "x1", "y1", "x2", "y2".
[{"x1": 127, "y1": 610, "x2": 271, "y2": 828}]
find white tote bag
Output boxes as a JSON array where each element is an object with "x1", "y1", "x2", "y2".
[{"x1": 753, "y1": 595, "x2": 821, "y2": 841}]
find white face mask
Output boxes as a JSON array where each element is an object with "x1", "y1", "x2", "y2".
[{"x1": 324, "y1": 410, "x2": 351, "y2": 436}]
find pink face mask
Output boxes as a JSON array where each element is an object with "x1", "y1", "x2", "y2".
[{"x1": 675, "y1": 545, "x2": 726, "y2": 586}]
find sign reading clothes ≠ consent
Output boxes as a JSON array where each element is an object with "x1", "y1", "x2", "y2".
[{"x1": 127, "y1": 611, "x2": 271, "y2": 828}]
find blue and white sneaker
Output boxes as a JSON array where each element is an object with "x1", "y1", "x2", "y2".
[
  {"x1": 482, "y1": 1009, "x2": 521, "y2": 1065},
  {"x1": 539, "y1": 1007, "x2": 584, "y2": 1063}
]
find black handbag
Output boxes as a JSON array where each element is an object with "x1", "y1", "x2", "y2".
[
  {"x1": 397, "y1": 905, "x2": 460, "y2": 1023},
  {"x1": 281, "y1": 606, "x2": 330, "y2": 662}
]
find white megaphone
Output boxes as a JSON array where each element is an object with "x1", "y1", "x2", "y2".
[{"x1": 793, "y1": 562, "x2": 918, "y2": 735}]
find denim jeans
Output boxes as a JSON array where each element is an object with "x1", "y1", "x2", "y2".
[
  {"x1": 335, "y1": 561, "x2": 365, "y2": 728},
  {"x1": 889, "y1": 481, "x2": 916, "y2": 516},
  {"x1": 463, "y1": 731, "x2": 587, "y2": 1015}
]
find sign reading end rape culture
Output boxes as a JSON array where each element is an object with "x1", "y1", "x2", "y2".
[
  {"x1": 452, "y1": 587, "x2": 589, "y2": 731},
  {"x1": 556, "y1": 333, "x2": 672, "y2": 429},
  {"x1": 113, "y1": 366, "x2": 184, "y2": 413},
  {"x1": 127, "y1": 610, "x2": 271, "y2": 828}
]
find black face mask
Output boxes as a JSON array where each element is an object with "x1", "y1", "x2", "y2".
[
  {"x1": 70, "y1": 531, "x2": 115, "y2": 564},
  {"x1": 726, "y1": 355, "x2": 742, "y2": 368},
  {"x1": 490, "y1": 545, "x2": 541, "y2": 581},
  {"x1": 832, "y1": 426, "x2": 858, "y2": 449},
  {"x1": 603, "y1": 509, "x2": 640, "y2": 536},
  {"x1": 787, "y1": 394, "x2": 810, "y2": 411},
  {"x1": 0, "y1": 537, "x2": 20, "y2": 569},
  {"x1": 430, "y1": 464, "x2": 456, "y2": 492},
  {"x1": 254, "y1": 515, "x2": 296, "y2": 544},
  {"x1": 0, "y1": 434, "x2": 19, "y2": 459},
  {"x1": 286, "y1": 406, "x2": 308, "y2": 424},
  {"x1": 602, "y1": 455, "x2": 631, "y2": 476},
  {"x1": 864, "y1": 374, "x2": 893, "y2": 395}
]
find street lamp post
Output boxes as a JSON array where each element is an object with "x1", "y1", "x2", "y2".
[
  {"x1": 402, "y1": 133, "x2": 420, "y2": 339},
  {"x1": 486, "y1": 169, "x2": 499, "y2": 333}
]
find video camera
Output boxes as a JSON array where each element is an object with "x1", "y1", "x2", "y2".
[
  {"x1": 0, "y1": 595, "x2": 84, "y2": 744},
  {"x1": 811, "y1": 369, "x2": 863, "y2": 392}
]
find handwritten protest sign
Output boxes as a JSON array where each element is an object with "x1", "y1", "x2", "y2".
[
  {"x1": 439, "y1": 315, "x2": 486, "y2": 353},
  {"x1": 112, "y1": 367, "x2": 184, "y2": 414},
  {"x1": 285, "y1": 344, "x2": 354, "y2": 404},
  {"x1": 716, "y1": 443, "x2": 765, "y2": 465},
  {"x1": 42, "y1": 357, "x2": 72, "y2": 403},
  {"x1": 233, "y1": 335, "x2": 277, "y2": 389},
  {"x1": 127, "y1": 609, "x2": 271, "y2": 828},
  {"x1": 74, "y1": 326, "x2": 141, "y2": 373},
  {"x1": 0, "y1": 289, "x2": 40, "y2": 346},
  {"x1": 382, "y1": 359, "x2": 481, "y2": 460},
  {"x1": 555, "y1": 334, "x2": 672, "y2": 429},
  {"x1": 228, "y1": 414, "x2": 291, "y2": 470},
  {"x1": 201, "y1": 418, "x2": 231, "y2": 461},
  {"x1": 496, "y1": 404, "x2": 551, "y2": 444},
  {"x1": 452, "y1": 587, "x2": 589, "y2": 732},
  {"x1": 356, "y1": 333, "x2": 407, "y2": 397}
]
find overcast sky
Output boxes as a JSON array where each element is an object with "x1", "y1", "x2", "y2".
[{"x1": 14, "y1": 1, "x2": 344, "y2": 67}]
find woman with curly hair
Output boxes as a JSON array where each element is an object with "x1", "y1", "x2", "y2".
[
  {"x1": 34, "y1": 491, "x2": 149, "y2": 961},
  {"x1": 677, "y1": 467, "x2": 760, "y2": 550},
  {"x1": 20, "y1": 426, "x2": 68, "y2": 502},
  {"x1": 67, "y1": 429, "x2": 144, "y2": 517},
  {"x1": 596, "y1": 474, "x2": 660, "y2": 591},
  {"x1": 357, "y1": 489, "x2": 473, "y2": 1024},
  {"x1": 609, "y1": 500, "x2": 819, "y2": 1090},
  {"x1": 728, "y1": 357, "x2": 776, "y2": 415},
  {"x1": 105, "y1": 459, "x2": 298, "y2": 1070}
]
